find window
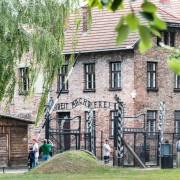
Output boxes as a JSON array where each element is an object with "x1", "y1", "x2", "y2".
[
  {"x1": 175, "y1": 111, "x2": 180, "y2": 134},
  {"x1": 85, "y1": 111, "x2": 95, "y2": 133},
  {"x1": 57, "y1": 65, "x2": 68, "y2": 92},
  {"x1": 84, "y1": 64, "x2": 95, "y2": 91},
  {"x1": 110, "y1": 111, "x2": 118, "y2": 137},
  {"x1": 147, "y1": 62, "x2": 157, "y2": 90},
  {"x1": 19, "y1": 67, "x2": 29, "y2": 94},
  {"x1": 157, "y1": 32, "x2": 175, "y2": 47},
  {"x1": 147, "y1": 111, "x2": 156, "y2": 136},
  {"x1": 170, "y1": 32, "x2": 175, "y2": 47},
  {"x1": 174, "y1": 74, "x2": 180, "y2": 91},
  {"x1": 110, "y1": 62, "x2": 121, "y2": 90}
]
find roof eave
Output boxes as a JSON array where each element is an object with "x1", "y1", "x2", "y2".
[
  {"x1": 0, "y1": 114, "x2": 35, "y2": 124},
  {"x1": 166, "y1": 22, "x2": 180, "y2": 28},
  {"x1": 63, "y1": 45, "x2": 136, "y2": 55}
]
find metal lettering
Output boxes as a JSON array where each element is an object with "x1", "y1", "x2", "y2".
[
  {"x1": 55, "y1": 98, "x2": 116, "y2": 110},
  {"x1": 99, "y1": 101, "x2": 102, "y2": 108},
  {"x1": 82, "y1": 99, "x2": 87, "y2": 106},
  {"x1": 79, "y1": 98, "x2": 83, "y2": 104},
  {"x1": 94, "y1": 101, "x2": 97, "y2": 108},
  {"x1": 104, "y1": 101, "x2": 107, "y2": 108},
  {"x1": 72, "y1": 100, "x2": 76, "y2": 109}
]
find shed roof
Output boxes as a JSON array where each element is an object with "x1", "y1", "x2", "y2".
[
  {"x1": 63, "y1": 0, "x2": 180, "y2": 54},
  {"x1": 0, "y1": 114, "x2": 34, "y2": 124}
]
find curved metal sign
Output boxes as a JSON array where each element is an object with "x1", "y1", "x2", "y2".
[{"x1": 54, "y1": 97, "x2": 116, "y2": 111}]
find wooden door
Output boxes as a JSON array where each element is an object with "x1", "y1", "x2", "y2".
[{"x1": 0, "y1": 134, "x2": 8, "y2": 166}]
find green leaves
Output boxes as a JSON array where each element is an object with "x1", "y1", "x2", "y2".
[
  {"x1": 141, "y1": 1, "x2": 157, "y2": 13},
  {"x1": 138, "y1": 25, "x2": 152, "y2": 53},
  {"x1": 88, "y1": 0, "x2": 167, "y2": 53},
  {"x1": 168, "y1": 60, "x2": 180, "y2": 75},
  {"x1": 168, "y1": 50, "x2": 180, "y2": 75},
  {"x1": 89, "y1": 0, "x2": 124, "y2": 10},
  {"x1": 116, "y1": 25, "x2": 130, "y2": 44},
  {"x1": 0, "y1": 0, "x2": 76, "y2": 124},
  {"x1": 111, "y1": 0, "x2": 123, "y2": 11},
  {"x1": 150, "y1": 15, "x2": 167, "y2": 30},
  {"x1": 126, "y1": 13, "x2": 139, "y2": 31},
  {"x1": 88, "y1": 0, "x2": 99, "y2": 7}
]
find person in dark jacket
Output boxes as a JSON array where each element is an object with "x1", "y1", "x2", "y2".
[{"x1": 28, "y1": 147, "x2": 35, "y2": 169}]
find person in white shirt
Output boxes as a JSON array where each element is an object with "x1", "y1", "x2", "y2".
[
  {"x1": 103, "y1": 139, "x2": 111, "y2": 164},
  {"x1": 32, "y1": 138, "x2": 39, "y2": 168}
]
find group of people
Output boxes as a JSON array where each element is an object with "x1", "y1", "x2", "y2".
[{"x1": 28, "y1": 138, "x2": 53, "y2": 169}]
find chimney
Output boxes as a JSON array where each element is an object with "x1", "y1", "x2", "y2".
[
  {"x1": 159, "y1": 0, "x2": 170, "y2": 5},
  {"x1": 82, "y1": 6, "x2": 88, "y2": 32}
]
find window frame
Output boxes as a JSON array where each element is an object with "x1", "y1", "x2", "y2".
[
  {"x1": 57, "y1": 65, "x2": 69, "y2": 93},
  {"x1": 109, "y1": 62, "x2": 121, "y2": 91},
  {"x1": 147, "y1": 110, "x2": 157, "y2": 136},
  {"x1": 84, "y1": 63, "x2": 96, "y2": 92},
  {"x1": 157, "y1": 31, "x2": 176, "y2": 47},
  {"x1": 174, "y1": 111, "x2": 180, "y2": 135},
  {"x1": 174, "y1": 74, "x2": 180, "y2": 92},
  {"x1": 19, "y1": 67, "x2": 29, "y2": 95},
  {"x1": 147, "y1": 62, "x2": 158, "y2": 91},
  {"x1": 110, "y1": 111, "x2": 118, "y2": 137}
]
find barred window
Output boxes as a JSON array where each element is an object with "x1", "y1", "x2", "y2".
[
  {"x1": 110, "y1": 62, "x2": 121, "y2": 89},
  {"x1": 58, "y1": 65, "x2": 68, "y2": 92},
  {"x1": 175, "y1": 111, "x2": 180, "y2": 134},
  {"x1": 84, "y1": 64, "x2": 95, "y2": 90},
  {"x1": 147, "y1": 111, "x2": 156, "y2": 135},
  {"x1": 19, "y1": 67, "x2": 29, "y2": 94},
  {"x1": 147, "y1": 62, "x2": 157, "y2": 89}
]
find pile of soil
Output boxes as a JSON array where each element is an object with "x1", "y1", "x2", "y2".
[{"x1": 31, "y1": 150, "x2": 106, "y2": 173}]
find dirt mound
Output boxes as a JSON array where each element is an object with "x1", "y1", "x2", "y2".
[{"x1": 31, "y1": 150, "x2": 107, "y2": 173}]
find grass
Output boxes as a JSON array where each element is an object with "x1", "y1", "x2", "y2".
[
  {"x1": 1, "y1": 168, "x2": 180, "y2": 180},
  {"x1": 0, "y1": 150, "x2": 180, "y2": 179}
]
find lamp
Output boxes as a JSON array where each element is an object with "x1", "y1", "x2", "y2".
[{"x1": 131, "y1": 90, "x2": 137, "y2": 99}]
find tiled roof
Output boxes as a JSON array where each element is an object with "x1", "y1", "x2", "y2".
[
  {"x1": 0, "y1": 114, "x2": 34, "y2": 124},
  {"x1": 63, "y1": 0, "x2": 180, "y2": 54}
]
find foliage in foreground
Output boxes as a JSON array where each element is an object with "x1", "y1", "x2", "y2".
[
  {"x1": 88, "y1": 0, "x2": 167, "y2": 53},
  {"x1": 87, "y1": 0, "x2": 180, "y2": 74}
]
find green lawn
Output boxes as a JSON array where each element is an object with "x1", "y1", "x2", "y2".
[{"x1": 0, "y1": 168, "x2": 180, "y2": 180}]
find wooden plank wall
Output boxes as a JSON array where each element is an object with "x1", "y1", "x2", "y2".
[
  {"x1": 0, "y1": 134, "x2": 8, "y2": 166},
  {"x1": 0, "y1": 118, "x2": 29, "y2": 166},
  {"x1": 10, "y1": 127, "x2": 28, "y2": 166}
]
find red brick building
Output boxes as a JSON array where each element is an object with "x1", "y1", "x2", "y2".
[{"x1": 0, "y1": 0, "x2": 180, "y2": 165}]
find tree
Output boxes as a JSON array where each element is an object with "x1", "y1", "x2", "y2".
[{"x1": 0, "y1": 0, "x2": 81, "y2": 123}]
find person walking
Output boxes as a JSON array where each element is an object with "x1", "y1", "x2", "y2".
[
  {"x1": 32, "y1": 138, "x2": 39, "y2": 168},
  {"x1": 103, "y1": 139, "x2": 111, "y2": 164},
  {"x1": 176, "y1": 138, "x2": 180, "y2": 167},
  {"x1": 40, "y1": 139, "x2": 53, "y2": 162}
]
